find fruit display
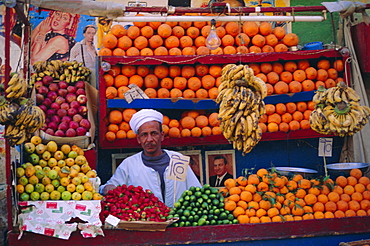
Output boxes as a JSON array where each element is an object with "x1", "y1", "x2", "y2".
[
  {"x1": 35, "y1": 76, "x2": 91, "y2": 137},
  {"x1": 99, "y1": 19, "x2": 299, "y2": 57},
  {"x1": 310, "y1": 81, "x2": 370, "y2": 137},
  {"x1": 104, "y1": 109, "x2": 221, "y2": 142},
  {"x1": 0, "y1": 72, "x2": 45, "y2": 146},
  {"x1": 168, "y1": 184, "x2": 236, "y2": 227},
  {"x1": 216, "y1": 64, "x2": 267, "y2": 155},
  {"x1": 219, "y1": 168, "x2": 370, "y2": 224},
  {"x1": 104, "y1": 63, "x2": 222, "y2": 100},
  {"x1": 101, "y1": 185, "x2": 171, "y2": 222},
  {"x1": 31, "y1": 60, "x2": 91, "y2": 85},
  {"x1": 245, "y1": 59, "x2": 344, "y2": 96},
  {"x1": 16, "y1": 136, "x2": 102, "y2": 201},
  {"x1": 258, "y1": 101, "x2": 314, "y2": 133}
]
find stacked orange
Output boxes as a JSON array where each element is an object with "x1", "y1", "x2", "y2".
[
  {"x1": 99, "y1": 17, "x2": 300, "y2": 57},
  {"x1": 104, "y1": 109, "x2": 221, "y2": 142},
  {"x1": 164, "y1": 110, "x2": 221, "y2": 138},
  {"x1": 104, "y1": 63, "x2": 222, "y2": 100},
  {"x1": 258, "y1": 101, "x2": 315, "y2": 133},
  {"x1": 220, "y1": 168, "x2": 370, "y2": 224},
  {"x1": 249, "y1": 59, "x2": 345, "y2": 96}
]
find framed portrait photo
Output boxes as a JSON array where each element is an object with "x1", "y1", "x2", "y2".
[
  {"x1": 111, "y1": 152, "x2": 136, "y2": 174},
  {"x1": 205, "y1": 150, "x2": 236, "y2": 187},
  {"x1": 179, "y1": 150, "x2": 203, "y2": 185}
]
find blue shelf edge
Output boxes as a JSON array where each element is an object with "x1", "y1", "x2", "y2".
[{"x1": 106, "y1": 91, "x2": 315, "y2": 109}]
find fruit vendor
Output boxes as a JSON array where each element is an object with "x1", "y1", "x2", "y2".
[{"x1": 99, "y1": 109, "x2": 201, "y2": 207}]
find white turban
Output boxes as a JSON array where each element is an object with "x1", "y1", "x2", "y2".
[{"x1": 129, "y1": 109, "x2": 163, "y2": 134}]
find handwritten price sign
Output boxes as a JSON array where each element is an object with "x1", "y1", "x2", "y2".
[{"x1": 167, "y1": 154, "x2": 190, "y2": 181}]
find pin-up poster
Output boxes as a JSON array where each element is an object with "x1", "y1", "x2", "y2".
[{"x1": 29, "y1": 7, "x2": 96, "y2": 66}]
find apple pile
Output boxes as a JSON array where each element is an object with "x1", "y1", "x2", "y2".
[{"x1": 36, "y1": 75, "x2": 91, "y2": 137}]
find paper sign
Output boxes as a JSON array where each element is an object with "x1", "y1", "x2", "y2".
[
  {"x1": 105, "y1": 215, "x2": 120, "y2": 227},
  {"x1": 124, "y1": 84, "x2": 149, "y2": 103},
  {"x1": 167, "y1": 155, "x2": 190, "y2": 181},
  {"x1": 318, "y1": 138, "x2": 333, "y2": 157}
]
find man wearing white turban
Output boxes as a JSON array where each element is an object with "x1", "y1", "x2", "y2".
[{"x1": 99, "y1": 109, "x2": 201, "y2": 208}]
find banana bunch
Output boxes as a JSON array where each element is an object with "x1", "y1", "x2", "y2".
[
  {"x1": 310, "y1": 82, "x2": 370, "y2": 137},
  {"x1": 217, "y1": 64, "x2": 267, "y2": 155},
  {"x1": 0, "y1": 96, "x2": 19, "y2": 124},
  {"x1": 4, "y1": 99, "x2": 45, "y2": 146},
  {"x1": 31, "y1": 60, "x2": 91, "y2": 85},
  {"x1": 5, "y1": 73, "x2": 28, "y2": 99}
]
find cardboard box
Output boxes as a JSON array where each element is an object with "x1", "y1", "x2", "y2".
[
  {"x1": 40, "y1": 82, "x2": 98, "y2": 149},
  {"x1": 104, "y1": 218, "x2": 178, "y2": 231},
  {"x1": 18, "y1": 200, "x2": 104, "y2": 240}
]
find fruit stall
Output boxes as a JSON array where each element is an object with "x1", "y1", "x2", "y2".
[{"x1": 2, "y1": 1, "x2": 370, "y2": 246}]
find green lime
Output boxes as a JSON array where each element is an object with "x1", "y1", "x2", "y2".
[
  {"x1": 227, "y1": 213, "x2": 234, "y2": 220},
  {"x1": 220, "y1": 212, "x2": 227, "y2": 220},
  {"x1": 183, "y1": 210, "x2": 190, "y2": 217},
  {"x1": 194, "y1": 191, "x2": 202, "y2": 197},
  {"x1": 192, "y1": 222, "x2": 198, "y2": 226},
  {"x1": 185, "y1": 221, "x2": 191, "y2": 227},
  {"x1": 211, "y1": 219, "x2": 217, "y2": 225},
  {"x1": 198, "y1": 218, "x2": 206, "y2": 226}
]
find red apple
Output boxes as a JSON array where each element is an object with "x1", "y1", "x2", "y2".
[
  {"x1": 40, "y1": 123, "x2": 48, "y2": 131},
  {"x1": 48, "y1": 121, "x2": 58, "y2": 131},
  {"x1": 65, "y1": 93, "x2": 77, "y2": 103},
  {"x1": 48, "y1": 83, "x2": 59, "y2": 92},
  {"x1": 45, "y1": 128, "x2": 55, "y2": 136},
  {"x1": 70, "y1": 100, "x2": 80, "y2": 109},
  {"x1": 61, "y1": 116, "x2": 72, "y2": 124},
  {"x1": 60, "y1": 103, "x2": 70, "y2": 111},
  {"x1": 38, "y1": 85, "x2": 49, "y2": 95},
  {"x1": 46, "y1": 109, "x2": 56, "y2": 118},
  {"x1": 75, "y1": 81, "x2": 85, "y2": 89},
  {"x1": 77, "y1": 95, "x2": 88, "y2": 105},
  {"x1": 42, "y1": 75, "x2": 53, "y2": 86},
  {"x1": 58, "y1": 80, "x2": 68, "y2": 89},
  {"x1": 66, "y1": 128, "x2": 76, "y2": 137},
  {"x1": 80, "y1": 119, "x2": 91, "y2": 130},
  {"x1": 54, "y1": 130, "x2": 65, "y2": 137},
  {"x1": 76, "y1": 127, "x2": 87, "y2": 136},
  {"x1": 57, "y1": 108, "x2": 67, "y2": 117},
  {"x1": 72, "y1": 114, "x2": 83, "y2": 123},
  {"x1": 67, "y1": 107, "x2": 78, "y2": 117},
  {"x1": 69, "y1": 121, "x2": 79, "y2": 129},
  {"x1": 42, "y1": 98, "x2": 52, "y2": 108},
  {"x1": 67, "y1": 85, "x2": 76, "y2": 94},
  {"x1": 78, "y1": 106, "x2": 88, "y2": 115},
  {"x1": 55, "y1": 96, "x2": 66, "y2": 105},
  {"x1": 36, "y1": 93, "x2": 45, "y2": 105},
  {"x1": 47, "y1": 91, "x2": 58, "y2": 101},
  {"x1": 76, "y1": 88, "x2": 86, "y2": 96},
  {"x1": 34, "y1": 81, "x2": 44, "y2": 90},
  {"x1": 51, "y1": 115, "x2": 61, "y2": 124},
  {"x1": 58, "y1": 122, "x2": 69, "y2": 131},
  {"x1": 58, "y1": 88, "x2": 68, "y2": 97},
  {"x1": 45, "y1": 117, "x2": 50, "y2": 124},
  {"x1": 39, "y1": 104, "x2": 47, "y2": 112},
  {"x1": 50, "y1": 102, "x2": 61, "y2": 111}
]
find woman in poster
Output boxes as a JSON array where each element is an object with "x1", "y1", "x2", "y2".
[{"x1": 30, "y1": 11, "x2": 80, "y2": 64}]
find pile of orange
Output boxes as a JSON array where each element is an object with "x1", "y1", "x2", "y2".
[
  {"x1": 249, "y1": 59, "x2": 344, "y2": 96},
  {"x1": 104, "y1": 63, "x2": 222, "y2": 100},
  {"x1": 258, "y1": 101, "x2": 314, "y2": 133},
  {"x1": 220, "y1": 168, "x2": 370, "y2": 224},
  {"x1": 104, "y1": 109, "x2": 221, "y2": 142},
  {"x1": 99, "y1": 16, "x2": 300, "y2": 57}
]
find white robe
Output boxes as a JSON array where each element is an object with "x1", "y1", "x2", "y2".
[{"x1": 99, "y1": 150, "x2": 201, "y2": 208}]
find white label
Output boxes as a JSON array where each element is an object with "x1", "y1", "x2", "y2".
[
  {"x1": 105, "y1": 214, "x2": 120, "y2": 227},
  {"x1": 318, "y1": 138, "x2": 333, "y2": 157},
  {"x1": 167, "y1": 155, "x2": 190, "y2": 181}
]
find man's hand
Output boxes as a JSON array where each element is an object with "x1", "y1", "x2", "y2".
[{"x1": 103, "y1": 184, "x2": 116, "y2": 195}]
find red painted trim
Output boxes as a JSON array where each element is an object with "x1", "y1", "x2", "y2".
[
  {"x1": 123, "y1": 5, "x2": 370, "y2": 14},
  {"x1": 7, "y1": 216, "x2": 370, "y2": 246}
]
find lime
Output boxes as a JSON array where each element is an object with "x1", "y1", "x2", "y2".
[
  {"x1": 220, "y1": 212, "x2": 227, "y2": 220},
  {"x1": 227, "y1": 213, "x2": 234, "y2": 220},
  {"x1": 192, "y1": 222, "x2": 198, "y2": 226},
  {"x1": 185, "y1": 221, "x2": 191, "y2": 227},
  {"x1": 198, "y1": 218, "x2": 206, "y2": 226},
  {"x1": 183, "y1": 210, "x2": 190, "y2": 217},
  {"x1": 20, "y1": 193, "x2": 29, "y2": 201}
]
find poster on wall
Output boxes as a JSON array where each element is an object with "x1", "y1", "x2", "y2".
[{"x1": 29, "y1": 7, "x2": 97, "y2": 66}]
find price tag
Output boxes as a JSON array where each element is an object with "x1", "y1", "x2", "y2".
[
  {"x1": 318, "y1": 138, "x2": 333, "y2": 157},
  {"x1": 105, "y1": 214, "x2": 120, "y2": 227},
  {"x1": 124, "y1": 84, "x2": 149, "y2": 103},
  {"x1": 167, "y1": 154, "x2": 190, "y2": 181}
]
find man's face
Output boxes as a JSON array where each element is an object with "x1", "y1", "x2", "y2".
[
  {"x1": 136, "y1": 121, "x2": 164, "y2": 157},
  {"x1": 213, "y1": 158, "x2": 227, "y2": 176}
]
